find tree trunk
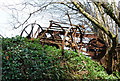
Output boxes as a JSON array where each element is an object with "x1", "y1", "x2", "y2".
[
  {"x1": 106, "y1": 37, "x2": 117, "y2": 74},
  {"x1": 72, "y1": 1, "x2": 119, "y2": 74},
  {"x1": 116, "y1": 44, "x2": 120, "y2": 72}
]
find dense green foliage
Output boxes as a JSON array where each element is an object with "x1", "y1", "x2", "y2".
[{"x1": 1, "y1": 36, "x2": 118, "y2": 80}]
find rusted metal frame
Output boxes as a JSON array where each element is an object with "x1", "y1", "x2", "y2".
[
  {"x1": 52, "y1": 33, "x2": 62, "y2": 43},
  {"x1": 37, "y1": 30, "x2": 47, "y2": 38},
  {"x1": 49, "y1": 27, "x2": 63, "y2": 31},
  {"x1": 70, "y1": 27, "x2": 79, "y2": 51},
  {"x1": 72, "y1": 28, "x2": 77, "y2": 43},
  {"x1": 47, "y1": 30, "x2": 55, "y2": 39},
  {"x1": 59, "y1": 26, "x2": 69, "y2": 29},
  {"x1": 62, "y1": 26, "x2": 81, "y2": 52},
  {"x1": 49, "y1": 20, "x2": 84, "y2": 29},
  {"x1": 21, "y1": 20, "x2": 107, "y2": 59},
  {"x1": 20, "y1": 20, "x2": 109, "y2": 60},
  {"x1": 61, "y1": 25, "x2": 85, "y2": 53},
  {"x1": 66, "y1": 12, "x2": 74, "y2": 48},
  {"x1": 62, "y1": 26, "x2": 73, "y2": 55},
  {"x1": 58, "y1": 23, "x2": 84, "y2": 50},
  {"x1": 44, "y1": 30, "x2": 61, "y2": 42},
  {"x1": 79, "y1": 28, "x2": 85, "y2": 44},
  {"x1": 70, "y1": 28, "x2": 74, "y2": 43},
  {"x1": 64, "y1": 27, "x2": 84, "y2": 52},
  {"x1": 39, "y1": 21, "x2": 53, "y2": 39},
  {"x1": 39, "y1": 21, "x2": 63, "y2": 46},
  {"x1": 44, "y1": 30, "x2": 65, "y2": 35},
  {"x1": 65, "y1": 33, "x2": 73, "y2": 49},
  {"x1": 39, "y1": 21, "x2": 65, "y2": 46},
  {"x1": 74, "y1": 26, "x2": 85, "y2": 51},
  {"x1": 51, "y1": 21, "x2": 65, "y2": 32}
]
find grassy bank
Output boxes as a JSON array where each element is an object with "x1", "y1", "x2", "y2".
[{"x1": 1, "y1": 36, "x2": 118, "y2": 80}]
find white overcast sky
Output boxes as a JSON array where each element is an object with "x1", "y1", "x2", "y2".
[
  {"x1": 0, "y1": 0, "x2": 120, "y2": 37},
  {"x1": 0, "y1": 0, "x2": 24, "y2": 37},
  {"x1": 0, "y1": 0, "x2": 52, "y2": 37}
]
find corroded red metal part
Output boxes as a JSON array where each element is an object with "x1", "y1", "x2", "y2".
[{"x1": 20, "y1": 20, "x2": 107, "y2": 59}]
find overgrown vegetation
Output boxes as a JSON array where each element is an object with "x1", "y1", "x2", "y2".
[{"x1": 1, "y1": 36, "x2": 119, "y2": 80}]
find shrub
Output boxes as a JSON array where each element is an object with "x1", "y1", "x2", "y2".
[{"x1": 1, "y1": 36, "x2": 118, "y2": 80}]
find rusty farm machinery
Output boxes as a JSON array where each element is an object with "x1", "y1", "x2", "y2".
[{"x1": 20, "y1": 20, "x2": 107, "y2": 59}]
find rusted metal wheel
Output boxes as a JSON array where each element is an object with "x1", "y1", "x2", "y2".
[
  {"x1": 62, "y1": 26, "x2": 84, "y2": 51},
  {"x1": 20, "y1": 23, "x2": 43, "y2": 38},
  {"x1": 87, "y1": 38, "x2": 107, "y2": 60}
]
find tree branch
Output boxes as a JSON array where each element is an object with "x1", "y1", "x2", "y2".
[
  {"x1": 14, "y1": 2, "x2": 52, "y2": 29},
  {"x1": 71, "y1": 1, "x2": 116, "y2": 39},
  {"x1": 101, "y1": 3, "x2": 120, "y2": 27}
]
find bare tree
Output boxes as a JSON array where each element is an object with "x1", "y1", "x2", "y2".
[{"x1": 71, "y1": 0, "x2": 120, "y2": 74}]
